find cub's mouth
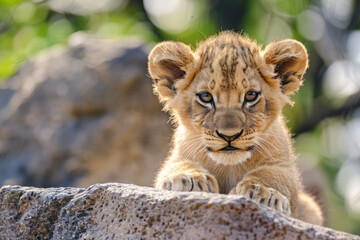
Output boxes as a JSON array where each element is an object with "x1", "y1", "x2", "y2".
[
  {"x1": 207, "y1": 145, "x2": 253, "y2": 165},
  {"x1": 220, "y1": 145, "x2": 239, "y2": 151},
  {"x1": 217, "y1": 145, "x2": 255, "y2": 152}
]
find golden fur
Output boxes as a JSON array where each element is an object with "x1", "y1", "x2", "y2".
[{"x1": 148, "y1": 31, "x2": 323, "y2": 225}]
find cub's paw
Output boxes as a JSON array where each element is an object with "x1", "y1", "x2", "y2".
[
  {"x1": 230, "y1": 182, "x2": 291, "y2": 215},
  {"x1": 158, "y1": 173, "x2": 219, "y2": 193}
]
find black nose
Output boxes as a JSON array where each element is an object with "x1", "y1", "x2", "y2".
[{"x1": 216, "y1": 130, "x2": 243, "y2": 142}]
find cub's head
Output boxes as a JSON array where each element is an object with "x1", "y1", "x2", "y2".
[{"x1": 148, "y1": 31, "x2": 308, "y2": 165}]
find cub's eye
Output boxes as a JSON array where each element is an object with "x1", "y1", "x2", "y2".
[
  {"x1": 197, "y1": 91, "x2": 213, "y2": 103},
  {"x1": 245, "y1": 90, "x2": 259, "y2": 102}
]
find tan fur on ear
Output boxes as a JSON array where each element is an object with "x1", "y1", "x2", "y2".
[
  {"x1": 264, "y1": 39, "x2": 308, "y2": 95},
  {"x1": 148, "y1": 41, "x2": 194, "y2": 101}
]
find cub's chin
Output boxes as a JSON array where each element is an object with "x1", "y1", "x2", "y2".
[{"x1": 208, "y1": 150, "x2": 252, "y2": 166}]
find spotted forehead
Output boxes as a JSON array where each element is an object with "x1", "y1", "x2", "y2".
[{"x1": 197, "y1": 43, "x2": 260, "y2": 91}]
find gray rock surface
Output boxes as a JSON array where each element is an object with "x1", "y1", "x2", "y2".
[
  {"x1": 0, "y1": 183, "x2": 358, "y2": 240},
  {"x1": 0, "y1": 33, "x2": 171, "y2": 188}
]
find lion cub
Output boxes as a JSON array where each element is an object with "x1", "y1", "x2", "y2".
[{"x1": 148, "y1": 31, "x2": 323, "y2": 225}]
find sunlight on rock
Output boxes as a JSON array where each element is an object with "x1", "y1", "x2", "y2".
[
  {"x1": 324, "y1": 60, "x2": 360, "y2": 98},
  {"x1": 1, "y1": 183, "x2": 356, "y2": 239},
  {"x1": 143, "y1": 0, "x2": 195, "y2": 34}
]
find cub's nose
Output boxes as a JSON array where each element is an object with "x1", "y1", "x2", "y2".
[{"x1": 216, "y1": 129, "x2": 243, "y2": 142}]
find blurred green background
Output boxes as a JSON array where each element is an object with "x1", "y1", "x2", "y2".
[{"x1": 0, "y1": 0, "x2": 359, "y2": 234}]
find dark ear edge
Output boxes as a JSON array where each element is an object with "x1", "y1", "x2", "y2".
[
  {"x1": 148, "y1": 41, "x2": 194, "y2": 101},
  {"x1": 264, "y1": 39, "x2": 308, "y2": 95}
]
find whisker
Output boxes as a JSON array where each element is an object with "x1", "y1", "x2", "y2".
[
  {"x1": 175, "y1": 135, "x2": 203, "y2": 147},
  {"x1": 188, "y1": 141, "x2": 206, "y2": 160},
  {"x1": 186, "y1": 144, "x2": 200, "y2": 159},
  {"x1": 183, "y1": 144, "x2": 198, "y2": 160},
  {"x1": 192, "y1": 146, "x2": 207, "y2": 161},
  {"x1": 258, "y1": 132, "x2": 287, "y2": 140},
  {"x1": 182, "y1": 137, "x2": 207, "y2": 161},
  {"x1": 255, "y1": 141, "x2": 277, "y2": 162},
  {"x1": 256, "y1": 136, "x2": 281, "y2": 154},
  {"x1": 257, "y1": 134, "x2": 287, "y2": 146},
  {"x1": 181, "y1": 141, "x2": 199, "y2": 159},
  {"x1": 257, "y1": 141, "x2": 278, "y2": 160},
  {"x1": 176, "y1": 137, "x2": 203, "y2": 149},
  {"x1": 254, "y1": 144, "x2": 271, "y2": 162}
]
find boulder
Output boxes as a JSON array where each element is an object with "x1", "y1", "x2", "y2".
[
  {"x1": 0, "y1": 183, "x2": 358, "y2": 240},
  {"x1": 0, "y1": 33, "x2": 171, "y2": 188}
]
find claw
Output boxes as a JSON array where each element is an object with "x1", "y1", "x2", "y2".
[
  {"x1": 231, "y1": 182, "x2": 291, "y2": 215},
  {"x1": 189, "y1": 178, "x2": 194, "y2": 191},
  {"x1": 157, "y1": 173, "x2": 219, "y2": 193}
]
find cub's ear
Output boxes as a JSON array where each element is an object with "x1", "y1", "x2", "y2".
[
  {"x1": 264, "y1": 39, "x2": 308, "y2": 95},
  {"x1": 148, "y1": 41, "x2": 194, "y2": 101}
]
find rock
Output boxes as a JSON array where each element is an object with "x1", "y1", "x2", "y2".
[
  {"x1": 0, "y1": 183, "x2": 358, "y2": 240},
  {"x1": 0, "y1": 33, "x2": 171, "y2": 188}
]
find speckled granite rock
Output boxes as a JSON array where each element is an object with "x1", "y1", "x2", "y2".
[{"x1": 0, "y1": 183, "x2": 358, "y2": 240}]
